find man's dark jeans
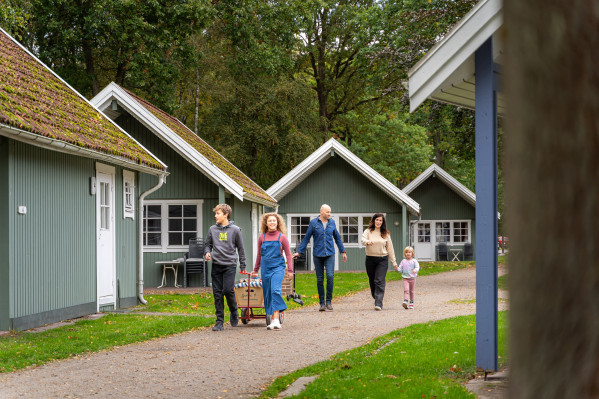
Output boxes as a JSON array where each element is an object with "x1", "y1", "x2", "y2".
[
  {"x1": 365, "y1": 255, "x2": 388, "y2": 307},
  {"x1": 313, "y1": 255, "x2": 335, "y2": 305},
  {"x1": 211, "y1": 263, "x2": 238, "y2": 323}
]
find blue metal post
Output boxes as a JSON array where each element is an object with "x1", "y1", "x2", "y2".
[{"x1": 475, "y1": 37, "x2": 498, "y2": 371}]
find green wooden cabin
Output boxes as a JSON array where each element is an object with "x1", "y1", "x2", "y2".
[
  {"x1": 403, "y1": 164, "x2": 477, "y2": 261},
  {"x1": 266, "y1": 138, "x2": 420, "y2": 271},
  {"x1": 91, "y1": 83, "x2": 277, "y2": 288},
  {"x1": 0, "y1": 29, "x2": 168, "y2": 331}
]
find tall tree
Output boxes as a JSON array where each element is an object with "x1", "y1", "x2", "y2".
[
  {"x1": 25, "y1": 0, "x2": 212, "y2": 107},
  {"x1": 0, "y1": 0, "x2": 32, "y2": 40},
  {"x1": 505, "y1": 0, "x2": 599, "y2": 397}
]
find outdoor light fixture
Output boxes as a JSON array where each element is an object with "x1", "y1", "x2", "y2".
[{"x1": 394, "y1": 220, "x2": 400, "y2": 227}]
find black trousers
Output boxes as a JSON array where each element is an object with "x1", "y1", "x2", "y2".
[
  {"x1": 211, "y1": 263, "x2": 238, "y2": 323},
  {"x1": 365, "y1": 256, "x2": 388, "y2": 307}
]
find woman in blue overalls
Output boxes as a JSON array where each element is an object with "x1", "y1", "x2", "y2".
[{"x1": 251, "y1": 213, "x2": 293, "y2": 330}]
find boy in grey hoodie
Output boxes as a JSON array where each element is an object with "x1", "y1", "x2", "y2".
[{"x1": 204, "y1": 204, "x2": 246, "y2": 331}]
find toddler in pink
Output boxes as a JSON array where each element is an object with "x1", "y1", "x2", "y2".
[{"x1": 394, "y1": 246, "x2": 419, "y2": 309}]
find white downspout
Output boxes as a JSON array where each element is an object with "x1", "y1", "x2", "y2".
[{"x1": 138, "y1": 174, "x2": 166, "y2": 305}]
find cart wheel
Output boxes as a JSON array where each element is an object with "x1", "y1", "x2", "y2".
[
  {"x1": 279, "y1": 311, "x2": 284, "y2": 324},
  {"x1": 241, "y1": 308, "x2": 249, "y2": 325},
  {"x1": 265, "y1": 313, "x2": 271, "y2": 326}
]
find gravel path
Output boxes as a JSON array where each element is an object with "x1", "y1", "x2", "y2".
[{"x1": 0, "y1": 267, "x2": 507, "y2": 399}]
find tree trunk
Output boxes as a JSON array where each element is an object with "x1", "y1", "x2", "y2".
[
  {"x1": 505, "y1": 0, "x2": 599, "y2": 397},
  {"x1": 82, "y1": 40, "x2": 98, "y2": 96}
]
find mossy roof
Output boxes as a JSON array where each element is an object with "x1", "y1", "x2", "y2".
[
  {"x1": 0, "y1": 30, "x2": 165, "y2": 171},
  {"x1": 123, "y1": 88, "x2": 276, "y2": 204}
]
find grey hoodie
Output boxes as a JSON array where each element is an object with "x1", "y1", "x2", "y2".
[{"x1": 204, "y1": 221, "x2": 246, "y2": 269}]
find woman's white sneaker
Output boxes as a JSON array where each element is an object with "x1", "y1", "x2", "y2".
[{"x1": 272, "y1": 319, "x2": 282, "y2": 330}]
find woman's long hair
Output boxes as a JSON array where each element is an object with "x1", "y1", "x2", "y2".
[
  {"x1": 260, "y1": 212, "x2": 287, "y2": 235},
  {"x1": 368, "y1": 213, "x2": 388, "y2": 238}
]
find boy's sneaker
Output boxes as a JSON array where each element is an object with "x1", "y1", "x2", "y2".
[
  {"x1": 409, "y1": 301, "x2": 414, "y2": 309},
  {"x1": 402, "y1": 300, "x2": 409, "y2": 309},
  {"x1": 319, "y1": 304, "x2": 326, "y2": 312},
  {"x1": 212, "y1": 322, "x2": 224, "y2": 331},
  {"x1": 326, "y1": 302, "x2": 333, "y2": 311}
]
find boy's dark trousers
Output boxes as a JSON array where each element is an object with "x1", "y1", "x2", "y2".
[{"x1": 211, "y1": 263, "x2": 238, "y2": 324}]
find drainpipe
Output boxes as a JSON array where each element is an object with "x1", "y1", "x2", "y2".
[{"x1": 138, "y1": 174, "x2": 166, "y2": 305}]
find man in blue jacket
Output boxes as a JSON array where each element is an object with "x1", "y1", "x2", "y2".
[{"x1": 293, "y1": 204, "x2": 347, "y2": 311}]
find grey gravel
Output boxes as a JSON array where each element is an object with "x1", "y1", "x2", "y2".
[{"x1": 0, "y1": 267, "x2": 508, "y2": 399}]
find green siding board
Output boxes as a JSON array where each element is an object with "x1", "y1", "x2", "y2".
[
  {"x1": 115, "y1": 114, "x2": 216, "y2": 199},
  {"x1": 10, "y1": 141, "x2": 96, "y2": 319},
  {"x1": 233, "y1": 197, "x2": 254, "y2": 276},
  {"x1": 0, "y1": 137, "x2": 9, "y2": 330},
  {"x1": 278, "y1": 156, "x2": 408, "y2": 271},
  {"x1": 409, "y1": 177, "x2": 475, "y2": 220},
  {"x1": 114, "y1": 167, "x2": 139, "y2": 303},
  {"x1": 114, "y1": 114, "x2": 224, "y2": 287}
]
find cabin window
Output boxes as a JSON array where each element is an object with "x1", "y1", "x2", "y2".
[
  {"x1": 435, "y1": 222, "x2": 451, "y2": 243},
  {"x1": 123, "y1": 170, "x2": 135, "y2": 219},
  {"x1": 453, "y1": 221, "x2": 469, "y2": 243},
  {"x1": 289, "y1": 216, "x2": 312, "y2": 246},
  {"x1": 143, "y1": 200, "x2": 203, "y2": 252},
  {"x1": 338, "y1": 216, "x2": 359, "y2": 244},
  {"x1": 289, "y1": 214, "x2": 384, "y2": 248}
]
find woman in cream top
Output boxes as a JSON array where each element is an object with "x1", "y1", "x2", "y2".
[{"x1": 361, "y1": 213, "x2": 397, "y2": 310}]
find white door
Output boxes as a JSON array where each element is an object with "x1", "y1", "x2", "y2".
[
  {"x1": 413, "y1": 222, "x2": 434, "y2": 261},
  {"x1": 96, "y1": 164, "x2": 116, "y2": 309}
]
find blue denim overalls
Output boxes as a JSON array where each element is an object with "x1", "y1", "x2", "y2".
[{"x1": 260, "y1": 233, "x2": 287, "y2": 315}]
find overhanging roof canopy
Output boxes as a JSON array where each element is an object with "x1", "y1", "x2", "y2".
[{"x1": 408, "y1": 0, "x2": 504, "y2": 115}]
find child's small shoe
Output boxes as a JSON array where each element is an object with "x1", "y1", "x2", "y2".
[
  {"x1": 402, "y1": 300, "x2": 409, "y2": 309},
  {"x1": 408, "y1": 301, "x2": 414, "y2": 309}
]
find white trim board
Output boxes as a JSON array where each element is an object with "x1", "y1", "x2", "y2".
[
  {"x1": 267, "y1": 138, "x2": 420, "y2": 216},
  {"x1": 403, "y1": 164, "x2": 476, "y2": 207}
]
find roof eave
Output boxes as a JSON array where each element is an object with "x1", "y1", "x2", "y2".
[
  {"x1": 404, "y1": 164, "x2": 476, "y2": 207},
  {"x1": 243, "y1": 192, "x2": 277, "y2": 208},
  {"x1": 408, "y1": 0, "x2": 503, "y2": 113},
  {"x1": 0, "y1": 124, "x2": 169, "y2": 176}
]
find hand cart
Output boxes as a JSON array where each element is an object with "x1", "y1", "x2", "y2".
[{"x1": 236, "y1": 270, "x2": 284, "y2": 326}]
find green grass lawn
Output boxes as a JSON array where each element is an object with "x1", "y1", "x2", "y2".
[
  {"x1": 259, "y1": 312, "x2": 508, "y2": 398},
  {"x1": 0, "y1": 314, "x2": 214, "y2": 373}
]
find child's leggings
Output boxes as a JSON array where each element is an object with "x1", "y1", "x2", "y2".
[{"x1": 403, "y1": 278, "x2": 415, "y2": 301}]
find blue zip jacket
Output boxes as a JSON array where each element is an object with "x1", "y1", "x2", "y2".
[{"x1": 297, "y1": 217, "x2": 346, "y2": 257}]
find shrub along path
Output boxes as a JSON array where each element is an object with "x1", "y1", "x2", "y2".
[{"x1": 0, "y1": 266, "x2": 508, "y2": 398}]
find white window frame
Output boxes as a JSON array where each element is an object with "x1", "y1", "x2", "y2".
[
  {"x1": 288, "y1": 213, "x2": 380, "y2": 249},
  {"x1": 287, "y1": 214, "x2": 318, "y2": 249},
  {"x1": 123, "y1": 170, "x2": 135, "y2": 219},
  {"x1": 143, "y1": 199, "x2": 203, "y2": 253},
  {"x1": 416, "y1": 219, "x2": 472, "y2": 245}
]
